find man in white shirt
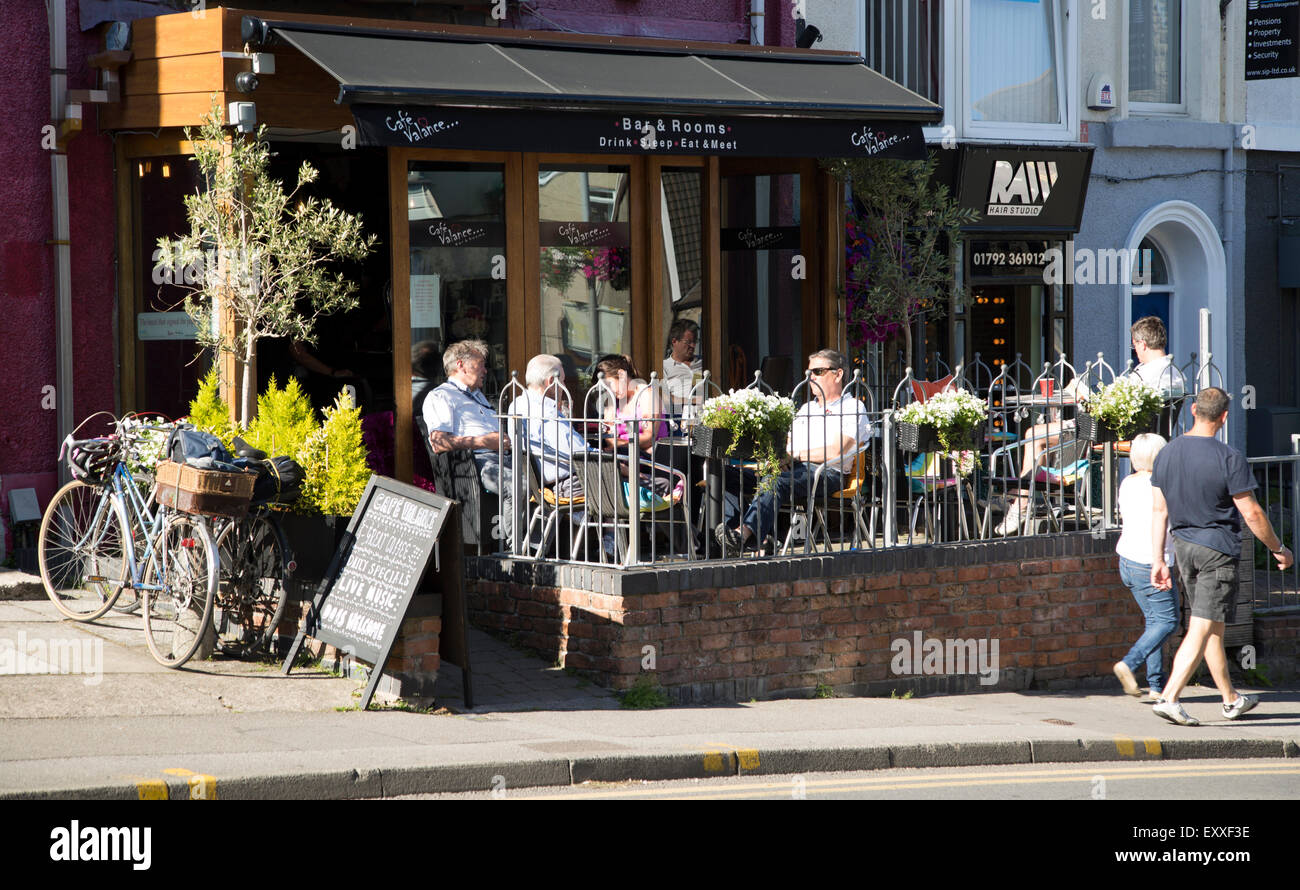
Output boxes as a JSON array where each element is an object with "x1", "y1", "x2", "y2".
[
  {"x1": 661, "y1": 319, "x2": 702, "y2": 416},
  {"x1": 1126, "y1": 316, "x2": 1186, "y2": 398},
  {"x1": 507, "y1": 354, "x2": 591, "y2": 496},
  {"x1": 424, "y1": 339, "x2": 512, "y2": 545},
  {"x1": 716, "y1": 349, "x2": 872, "y2": 554}
]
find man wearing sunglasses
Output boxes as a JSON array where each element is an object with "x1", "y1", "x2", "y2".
[{"x1": 716, "y1": 349, "x2": 872, "y2": 555}]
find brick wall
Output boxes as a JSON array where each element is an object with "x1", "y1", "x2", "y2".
[
  {"x1": 468, "y1": 534, "x2": 1153, "y2": 702},
  {"x1": 1255, "y1": 611, "x2": 1300, "y2": 685}
]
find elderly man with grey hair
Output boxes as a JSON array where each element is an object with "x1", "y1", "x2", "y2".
[
  {"x1": 716, "y1": 348, "x2": 872, "y2": 555},
  {"x1": 424, "y1": 339, "x2": 513, "y2": 545},
  {"x1": 507, "y1": 354, "x2": 592, "y2": 497}
]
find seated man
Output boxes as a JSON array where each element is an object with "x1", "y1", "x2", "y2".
[
  {"x1": 1126, "y1": 315, "x2": 1186, "y2": 398},
  {"x1": 661, "y1": 319, "x2": 702, "y2": 418},
  {"x1": 424, "y1": 339, "x2": 512, "y2": 545},
  {"x1": 715, "y1": 349, "x2": 871, "y2": 555},
  {"x1": 507, "y1": 354, "x2": 592, "y2": 497}
]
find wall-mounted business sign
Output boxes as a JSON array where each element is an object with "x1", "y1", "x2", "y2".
[
  {"x1": 1245, "y1": 0, "x2": 1299, "y2": 80},
  {"x1": 955, "y1": 146, "x2": 1093, "y2": 233},
  {"x1": 136, "y1": 311, "x2": 197, "y2": 341},
  {"x1": 968, "y1": 240, "x2": 1055, "y2": 278},
  {"x1": 354, "y1": 104, "x2": 928, "y2": 160}
]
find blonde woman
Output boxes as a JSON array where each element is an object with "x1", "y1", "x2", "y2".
[{"x1": 1113, "y1": 433, "x2": 1179, "y2": 701}]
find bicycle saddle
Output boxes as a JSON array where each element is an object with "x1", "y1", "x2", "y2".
[{"x1": 231, "y1": 436, "x2": 268, "y2": 461}]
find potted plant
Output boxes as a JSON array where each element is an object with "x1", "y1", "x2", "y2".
[
  {"x1": 693, "y1": 389, "x2": 796, "y2": 491},
  {"x1": 895, "y1": 389, "x2": 987, "y2": 460},
  {"x1": 1077, "y1": 378, "x2": 1162, "y2": 443}
]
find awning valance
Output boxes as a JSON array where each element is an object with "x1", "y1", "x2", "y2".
[{"x1": 262, "y1": 20, "x2": 940, "y2": 158}]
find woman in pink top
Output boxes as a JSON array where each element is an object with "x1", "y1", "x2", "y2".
[{"x1": 1113, "y1": 433, "x2": 1180, "y2": 701}]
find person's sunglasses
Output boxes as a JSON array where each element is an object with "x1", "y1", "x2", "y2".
[{"x1": 808, "y1": 367, "x2": 838, "y2": 376}]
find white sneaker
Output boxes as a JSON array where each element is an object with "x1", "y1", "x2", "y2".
[
  {"x1": 1222, "y1": 694, "x2": 1259, "y2": 720},
  {"x1": 1153, "y1": 700, "x2": 1200, "y2": 726},
  {"x1": 995, "y1": 502, "x2": 1023, "y2": 536}
]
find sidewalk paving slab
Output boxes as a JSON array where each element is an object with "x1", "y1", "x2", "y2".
[{"x1": 2, "y1": 571, "x2": 1298, "y2": 799}]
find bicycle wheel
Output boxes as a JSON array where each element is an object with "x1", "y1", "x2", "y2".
[
  {"x1": 37, "y1": 481, "x2": 129, "y2": 621},
  {"x1": 214, "y1": 514, "x2": 289, "y2": 652},
  {"x1": 141, "y1": 513, "x2": 218, "y2": 668}
]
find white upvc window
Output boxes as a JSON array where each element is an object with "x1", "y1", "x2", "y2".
[
  {"x1": 1127, "y1": 0, "x2": 1185, "y2": 114},
  {"x1": 962, "y1": 0, "x2": 1075, "y2": 142},
  {"x1": 862, "y1": 0, "x2": 1078, "y2": 144}
]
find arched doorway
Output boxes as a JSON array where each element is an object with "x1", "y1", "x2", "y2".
[{"x1": 1121, "y1": 201, "x2": 1227, "y2": 384}]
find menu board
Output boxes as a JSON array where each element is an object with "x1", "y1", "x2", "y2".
[
  {"x1": 282, "y1": 476, "x2": 452, "y2": 709},
  {"x1": 1246, "y1": 0, "x2": 1299, "y2": 80}
]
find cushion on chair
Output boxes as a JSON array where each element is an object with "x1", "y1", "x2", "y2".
[{"x1": 910, "y1": 375, "x2": 954, "y2": 404}]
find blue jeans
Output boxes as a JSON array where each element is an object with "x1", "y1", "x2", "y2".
[
  {"x1": 742, "y1": 463, "x2": 843, "y2": 541},
  {"x1": 1118, "y1": 556, "x2": 1180, "y2": 694}
]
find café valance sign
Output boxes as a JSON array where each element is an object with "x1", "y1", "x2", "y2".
[{"x1": 354, "y1": 104, "x2": 927, "y2": 159}]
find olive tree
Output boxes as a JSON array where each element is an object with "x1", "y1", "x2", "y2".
[{"x1": 156, "y1": 99, "x2": 375, "y2": 424}]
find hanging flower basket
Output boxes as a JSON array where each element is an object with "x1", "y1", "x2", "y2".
[
  {"x1": 894, "y1": 389, "x2": 988, "y2": 455},
  {"x1": 690, "y1": 425, "x2": 786, "y2": 462},
  {"x1": 694, "y1": 389, "x2": 796, "y2": 492},
  {"x1": 1077, "y1": 378, "x2": 1162, "y2": 442}
]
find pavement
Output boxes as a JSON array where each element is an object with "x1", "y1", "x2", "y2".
[{"x1": 2, "y1": 567, "x2": 1298, "y2": 800}]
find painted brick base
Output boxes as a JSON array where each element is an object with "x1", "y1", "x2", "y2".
[{"x1": 468, "y1": 534, "x2": 1152, "y2": 703}]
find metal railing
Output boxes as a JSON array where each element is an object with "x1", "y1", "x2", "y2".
[
  {"x1": 454, "y1": 348, "x2": 1233, "y2": 568},
  {"x1": 1246, "y1": 437, "x2": 1300, "y2": 611}
]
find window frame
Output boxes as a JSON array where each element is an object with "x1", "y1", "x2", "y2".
[{"x1": 1126, "y1": 0, "x2": 1187, "y2": 116}]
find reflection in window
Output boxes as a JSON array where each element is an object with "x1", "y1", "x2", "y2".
[
  {"x1": 722, "y1": 174, "x2": 801, "y2": 392},
  {"x1": 659, "y1": 170, "x2": 704, "y2": 412},
  {"x1": 539, "y1": 166, "x2": 632, "y2": 376},
  {"x1": 407, "y1": 162, "x2": 507, "y2": 397},
  {"x1": 969, "y1": 0, "x2": 1063, "y2": 125},
  {"x1": 1129, "y1": 0, "x2": 1181, "y2": 106}
]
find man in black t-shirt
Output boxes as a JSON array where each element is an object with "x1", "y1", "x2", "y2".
[{"x1": 1149, "y1": 388, "x2": 1293, "y2": 726}]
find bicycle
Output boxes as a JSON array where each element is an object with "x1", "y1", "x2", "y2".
[
  {"x1": 38, "y1": 420, "x2": 220, "y2": 668},
  {"x1": 212, "y1": 502, "x2": 292, "y2": 654}
]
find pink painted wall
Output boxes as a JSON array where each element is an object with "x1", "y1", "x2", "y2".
[
  {"x1": 0, "y1": 0, "x2": 116, "y2": 548},
  {"x1": 511, "y1": 1, "x2": 795, "y2": 45}
]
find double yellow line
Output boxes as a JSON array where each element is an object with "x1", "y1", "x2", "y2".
[{"x1": 527, "y1": 761, "x2": 1299, "y2": 800}]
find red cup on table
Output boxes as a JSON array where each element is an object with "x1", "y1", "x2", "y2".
[{"x1": 1039, "y1": 379, "x2": 1055, "y2": 398}]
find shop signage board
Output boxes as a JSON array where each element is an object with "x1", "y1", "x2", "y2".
[
  {"x1": 136, "y1": 311, "x2": 197, "y2": 341},
  {"x1": 720, "y1": 226, "x2": 801, "y2": 251},
  {"x1": 354, "y1": 104, "x2": 928, "y2": 160},
  {"x1": 955, "y1": 147, "x2": 1093, "y2": 233},
  {"x1": 282, "y1": 475, "x2": 452, "y2": 710},
  {"x1": 1246, "y1": 0, "x2": 1299, "y2": 80}
]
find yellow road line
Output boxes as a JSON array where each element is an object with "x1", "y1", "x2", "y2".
[{"x1": 521, "y1": 764, "x2": 1299, "y2": 800}]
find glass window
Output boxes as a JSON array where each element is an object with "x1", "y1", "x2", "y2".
[
  {"x1": 969, "y1": 0, "x2": 1064, "y2": 125},
  {"x1": 864, "y1": 0, "x2": 943, "y2": 104},
  {"x1": 538, "y1": 165, "x2": 633, "y2": 376},
  {"x1": 659, "y1": 169, "x2": 704, "y2": 412},
  {"x1": 137, "y1": 155, "x2": 206, "y2": 418},
  {"x1": 407, "y1": 162, "x2": 508, "y2": 398},
  {"x1": 1129, "y1": 0, "x2": 1182, "y2": 106},
  {"x1": 721, "y1": 173, "x2": 802, "y2": 392}
]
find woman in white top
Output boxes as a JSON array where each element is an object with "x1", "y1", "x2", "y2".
[{"x1": 1113, "y1": 433, "x2": 1180, "y2": 701}]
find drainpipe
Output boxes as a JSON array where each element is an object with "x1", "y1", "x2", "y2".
[
  {"x1": 1221, "y1": 2, "x2": 1238, "y2": 443},
  {"x1": 750, "y1": 0, "x2": 765, "y2": 46},
  {"x1": 49, "y1": 0, "x2": 74, "y2": 477}
]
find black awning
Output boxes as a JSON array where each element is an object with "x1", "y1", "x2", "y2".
[{"x1": 266, "y1": 20, "x2": 940, "y2": 158}]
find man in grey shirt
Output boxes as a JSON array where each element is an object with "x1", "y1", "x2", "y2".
[{"x1": 1149, "y1": 388, "x2": 1293, "y2": 725}]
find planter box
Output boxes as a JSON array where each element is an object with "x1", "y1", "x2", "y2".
[
  {"x1": 690, "y1": 425, "x2": 786, "y2": 462},
  {"x1": 1076, "y1": 411, "x2": 1158, "y2": 444},
  {"x1": 896, "y1": 422, "x2": 982, "y2": 453},
  {"x1": 279, "y1": 512, "x2": 351, "y2": 600}
]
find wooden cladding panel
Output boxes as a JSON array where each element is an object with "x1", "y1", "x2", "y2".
[{"x1": 123, "y1": 8, "x2": 225, "y2": 61}]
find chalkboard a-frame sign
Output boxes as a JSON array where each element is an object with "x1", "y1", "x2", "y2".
[{"x1": 282, "y1": 475, "x2": 452, "y2": 709}]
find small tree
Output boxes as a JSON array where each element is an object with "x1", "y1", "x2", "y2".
[
  {"x1": 298, "y1": 390, "x2": 371, "y2": 516},
  {"x1": 824, "y1": 153, "x2": 978, "y2": 369},
  {"x1": 244, "y1": 376, "x2": 318, "y2": 461},
  {"x1": 156, "y1": 98, "x2": 376, "y2": 424}
]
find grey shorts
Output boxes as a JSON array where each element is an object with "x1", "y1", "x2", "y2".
[{"x1": 1173, "y1": 538, "x2": 1239, "y2": 624}]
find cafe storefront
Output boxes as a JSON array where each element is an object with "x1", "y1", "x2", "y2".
[{"x1": 105, "y1": 7, "x2": 941, "y2": 483}]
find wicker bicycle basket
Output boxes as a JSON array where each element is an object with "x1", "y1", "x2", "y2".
[{"x1": 155, "y1": 460, "x2": 256, "y2": 518}]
